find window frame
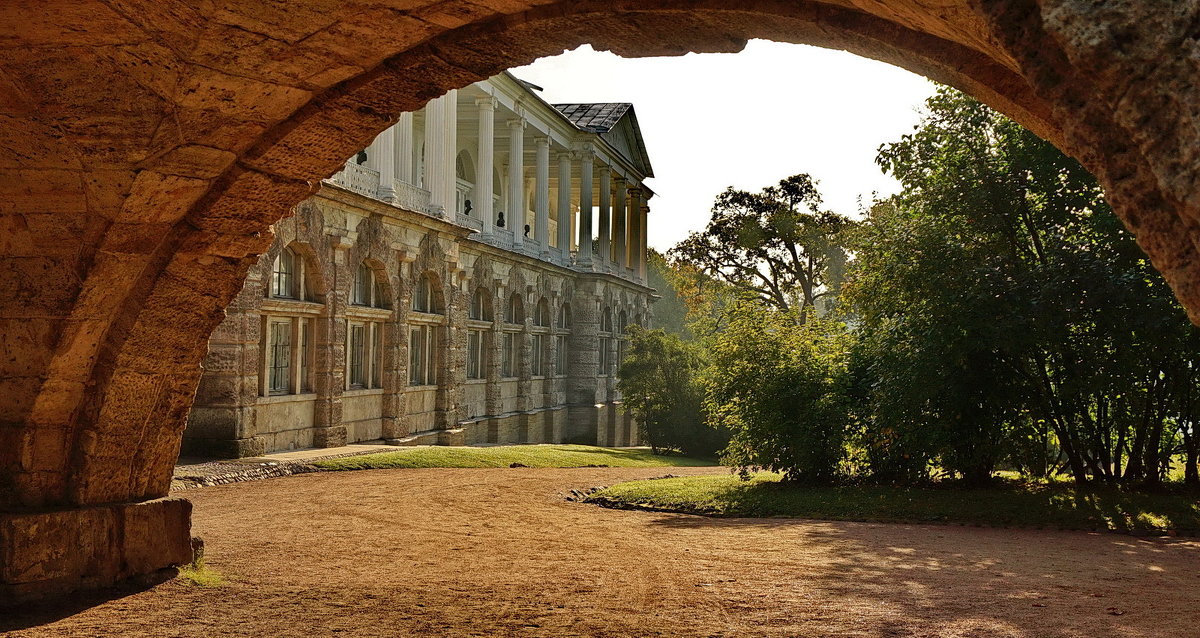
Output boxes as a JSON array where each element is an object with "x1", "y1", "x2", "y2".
[{"x1": 260, "y1": 313, "x2": 317, "y2": 398}]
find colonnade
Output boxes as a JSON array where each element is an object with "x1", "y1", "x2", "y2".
[{"x1": 359, "y1": 85, "x2": 652, "y2": 283}]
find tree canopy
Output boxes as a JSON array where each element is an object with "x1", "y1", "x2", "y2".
[{"x1": 669, "y1": 174, "x2": 852, "y2": 316}]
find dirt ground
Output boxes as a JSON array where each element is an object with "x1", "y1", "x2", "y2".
[{"x1": 5, "y1": 466, "x2": 1200, "y2": 637}]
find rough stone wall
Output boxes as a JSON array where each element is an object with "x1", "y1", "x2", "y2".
[
  {"x1": 185, "y1": 185, "x2": 651, "y2": 456},
  {"x1": 2, "y1": 0, "x2": 1199, "y2": 599}
]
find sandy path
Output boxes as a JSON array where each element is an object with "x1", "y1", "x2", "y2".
[{"x1": 5, "y1": 466, "x2": 1199, "y2": 637}]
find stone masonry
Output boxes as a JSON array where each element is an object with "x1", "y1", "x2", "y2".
[{"x1": 2, "y1": 0, "x2": 1199, "y2": 602}]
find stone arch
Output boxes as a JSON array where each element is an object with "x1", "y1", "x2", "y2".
[
  {"x1": 261, "y1": 240, "x2": 326, "y2": 304},
  {"x1": 534, "y1": 297, "x2": 551, "y2": 328},
  {"x1": 4, "y1": 0, "x2": 1200, "y2": 600},
  {"x1": 353, "y1": 258, "x2": 393, "y2": 310},
  {"x1": 506, "y1": 291, "x2": 526, "y2": 325}
]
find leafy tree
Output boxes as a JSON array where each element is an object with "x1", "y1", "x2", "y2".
[
  {"x1": 705, "y1": 301, "x2": 854, "y2": 484},
  {"x1": 647, "y1": 250, "x2": 692, "y2": 340},
  {"x1": 848, "y1": 86, "x2": 1200, "y2": 486},
  {"x1": 670, "y1": 175, "x2": 853, "y2": 317},
  {"x1": 617, "y1": 326, "x2": 725, "y2": 456}
]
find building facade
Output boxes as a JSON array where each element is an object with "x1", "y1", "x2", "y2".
[{"x1": 183, "y1": 73, "x2": 656, "y2": 457}]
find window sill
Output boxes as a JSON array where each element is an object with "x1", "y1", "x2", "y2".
[
  {"x1": 347, "y1": 306, "x2": 394, "y2": 319},
  {"x1": 259, "y1": 392, "x2": 318, "y2": 404},
  {"x1": 465, "y1": 378, "x2": 487, "y2": 384},
  {"x1": 261, "y1": 298, "x2": 324, "y2": 315},
  {"x1": 408, "y1": 312, "x2": 445, "y2": 325},
  {"x1": 406, "y1": 384, "x2": 438, "y2": 391},
  {"x1": 344, "y1": 387, "x2": 385, "y2": 396}
]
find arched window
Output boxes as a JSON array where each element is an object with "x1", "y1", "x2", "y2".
[
  {"x1": 469, "y1": 287, "x2": 492, "y2": 322},
  {"x1": 535, "y1": 298, "x2": 550, "y2": 328},
  {"x1": 505, "y1": 293, "x2": 524, "y2": 325},
  {"x1": 352, "y1": 262, "x2": 387, "y2": 308},
  {"x1": 411, "y1": 272, "x2": 441, "y2": 314},
  {"x1": 557, "y1": 302, "x2": 572, "y2": 329},
  {"x1": 271, "y1": 247, "x2": 299, "y2": 299}
]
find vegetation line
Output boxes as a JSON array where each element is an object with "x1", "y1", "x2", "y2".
[
  {"x1": 587, "y1": 474, "x2": 1200, "y2": 535},
  {"x1": 312, "y1": 444, "x2": 715, "y2": 471}
]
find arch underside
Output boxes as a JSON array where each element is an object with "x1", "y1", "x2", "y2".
[{"x1": 1, "y1": 0, "x2": 1198, "y2": 600}]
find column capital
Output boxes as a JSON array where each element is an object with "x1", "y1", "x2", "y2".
[
  {"x1": 556, "y1": 151, "x2": 572, "y2": 162},
  {"x1": 475, "y1": 96, "x2": 497, "y2": 110},
  {"x1": 613, "y1": 174, "x2": 627, "y2": 186},
  {"x1": 572, "y1": 142, "x2": 595, "y2": 161},
  {"x1": 534, "y1": 135, "x2": 550, "y2": 147},
  {"x1": 507, "y1": 117, "x2": 527, "y2": 130}
]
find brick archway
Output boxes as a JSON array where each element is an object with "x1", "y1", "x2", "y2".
[{"x1": 2, "y1": 0, "x2": 1196, "y2": 600}]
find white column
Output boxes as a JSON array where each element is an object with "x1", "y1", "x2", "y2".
[
  {"x1": 613, "y1": 177, "x2": 628, "y2": 270},
  {"x1": 597, "y1": 166, "x2": 611, "y2": 268},
  {"x1": 626, "y1": 186, "x2": 642, "y2": 276},
  {"x1": 639, "y1": 200, "x2": 650, "y2": 281},
  {"x1": 375, "y1": 126, "x2": 396, "y2": 203},
  {"x1": 423, "y1": 95, "x2": 447, "y2": 216},
  {"x1": 476, "y1": 97, "x2": 495, "y2": 230},
  {"x1": 556, "y1": 151, "x2": 571, "y2": 260},
  {"x1": 535, "y1": 136, "x2": 550, "y2": 256},
  {"x1": 577, "y1": 148, "x2": 594, "y2": 266},
  {"x1": 507, "y1": 118, "x2": 525, "y2": 248},
  {"x1": 443, "y1": 89, "x2": 458, "y2": 223},
  {"x1": 395, "y1": 112, "x2": 414, "y2": 185}
]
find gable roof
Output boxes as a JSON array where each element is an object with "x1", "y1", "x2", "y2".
[
  {"x1": 552, "y1": 103, "x2": 631, "y2": 133},
  {"x1": 553, "y1": 102, "x2": 654, "y2": 178}
]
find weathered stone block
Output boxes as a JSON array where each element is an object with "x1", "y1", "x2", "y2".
[
  {"x1": 0, "y1": 498, "x2": 192, "y2": 604},
  {"x1": 312, "y1": 425, "x2": 346, "y2": 448}
]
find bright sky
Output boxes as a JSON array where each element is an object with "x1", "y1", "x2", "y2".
[{"x1": 513, "y1": 40, "x2": 937, "y2": 252}]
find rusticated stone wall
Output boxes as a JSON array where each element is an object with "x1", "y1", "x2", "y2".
[
  {"x1": 2, "y1": 0, "x2": 1198, "y2": 600},
  {"x1": 185, "y1": 182, "x2": 649, "y2": 457}
]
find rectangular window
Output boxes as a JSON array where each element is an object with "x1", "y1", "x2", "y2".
[
  {"x1": 348, "y1": 324, "x2": 366, "y2": 388},
  {"x1": 599, "y1": 337, "x2": 611, "y2": 376},
  {"x1": 268, "y1": 320, "x2": 292, "y2": 394},
  {"x1": 502, "y1": 332, "x2": 516, "y2": 378},
  {"x1": 467, "y1": 329, "x2": 484, "y2": 379},
  {"x1": 409, "y1": 326, "x2": 425, "y2": 386},
  {"x1": 531, "y1": 333, "x2": 545, "y2": 376},
  {"x1": 555, "y1": 334, "x2": 568, "y2": 376},
  {"x1": 299, "y1": 319, "x2": 312, "y2": 393},
  {"x1": 409, "y1": 325, "x2": 436, "y2": 386},
  {"x1": 371, "y1": 322, "x2": 383, "y2": 388}
]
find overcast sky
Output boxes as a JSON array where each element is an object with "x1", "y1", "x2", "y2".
[{"x1": 512, "y1": 40, "x2": 937, "y2": 252}]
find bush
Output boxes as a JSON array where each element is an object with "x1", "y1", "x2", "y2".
[
  {"x1": 618, "y1": 326, "x2": 726, "y2": 456},
  {"x1": 704, "y1": 302, "x2": 854, "y2": 484}
]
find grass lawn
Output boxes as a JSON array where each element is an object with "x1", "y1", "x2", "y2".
[
  {"x1": 587, "y1": 473, "x2": 1200, "y2": 534},
  {"x1": 313, "y1": 444, "x2": 715, "y2": 471}
]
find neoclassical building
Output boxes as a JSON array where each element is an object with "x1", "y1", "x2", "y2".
[{"x1": 183, "y1": 73, "x2": 655, "y2": 457}]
